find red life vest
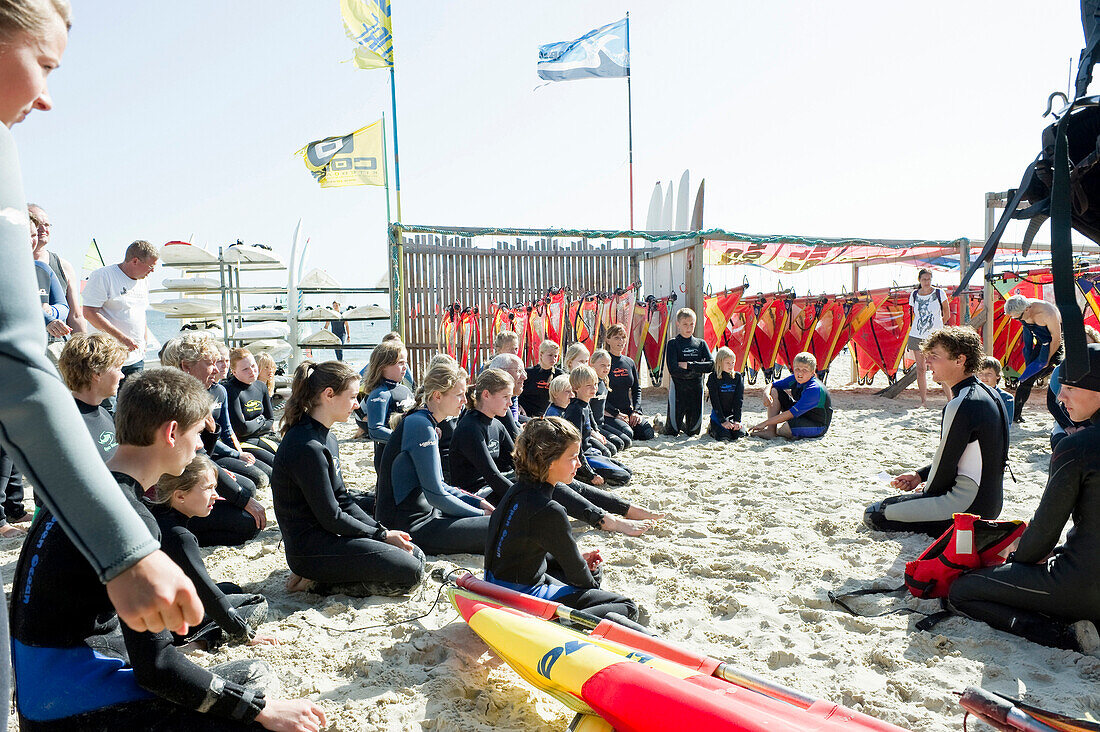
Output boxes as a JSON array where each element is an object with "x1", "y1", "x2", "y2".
[{"x1": 904, "y1": 513, "x2": 1027, "y2": 599}]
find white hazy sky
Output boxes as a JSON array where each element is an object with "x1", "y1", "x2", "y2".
[{"x1": 12, "y1": 1, "x2": 1088, "y2": 295}]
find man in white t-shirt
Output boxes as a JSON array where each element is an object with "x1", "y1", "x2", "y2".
[
  {"x1": 82, "y1": 240, "x2": 158, "y2": 384},
  {"x1": 908, "y1": 268, "x2": 951, "y2": 407}
]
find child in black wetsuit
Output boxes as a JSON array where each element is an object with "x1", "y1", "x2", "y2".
[
  {"x1": 602, "y1": 323, "x2": 655, "y2": 441},
  {"x1": 224, "y1": 347, "x2": 280, "y2": 454},
  {"x1": 149, "y1": 454, "x2": 273, "y2": 649},
  {"x1": 519, "y1": 339, "x2": 563, "y2": 418},
  {"x1": 355, "y1": 340, "x2": 415, "y2": 472},
  {"x1": 663, "y1": 308, "x2": 713, "y2": 436},
  {"x1": 591, "y1": 348, "x2": 632, "y2": 451},
  {"x1": 485, "y1": 417, "x2": 640, "y2": 622},
  {"x1": 563, "y1": 366, "x2": 631, "y2": 486},
  {"x1": 707, "y1": 346, "x2": 746, "y2": 441},
  {"x1": 10, "y1": 368, "x2": 325, "y2": 731}
]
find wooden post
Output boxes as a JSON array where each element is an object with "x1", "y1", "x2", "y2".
[
  {"x1": 983, "y1": 192, "x2": 999, "y2": 347},
  {"x1": 850, "y1": 263, "x2": 859, "y2": 383}
]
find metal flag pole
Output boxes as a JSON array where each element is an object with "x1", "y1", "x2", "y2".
[
  {"x1": 626, "y1": 11, "x2": 635, "y2": 238},
  {"x1": 382, "y1": 112, "x2": 392, "y2": 224},
  {"x1": 389, "y1": 64, "x2": 403, "y2": 223}
]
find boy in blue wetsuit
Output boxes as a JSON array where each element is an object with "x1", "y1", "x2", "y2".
[
  {"x1": 750, "y1": 351, "x2": 832, "y2": 439},
  {"x1": 663, "y1": 308, "x2": 713, "y2": 436}
]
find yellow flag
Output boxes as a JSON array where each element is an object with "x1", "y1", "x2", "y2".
[
  {"x1": 340, "y1": 0, "x2": 393, "y2": 70},
  {"x1": 298, "y1": 120, "x2": 386, "y2": 188}
]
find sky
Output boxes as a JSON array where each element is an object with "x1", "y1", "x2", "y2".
[{"x1": 12, "y1": 1, "x2": 1089, "y2": 300}]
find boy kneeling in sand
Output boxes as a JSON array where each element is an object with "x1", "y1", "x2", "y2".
[
  {"x1": 864, "y1": 327, "x2": 1008, "y2": 537},
  {"x1": 750, "y1": 351, "x2": 832, "y2": 440},
  {"x1": 10, "y1": 369, "x2": 325, "y2": 731}
]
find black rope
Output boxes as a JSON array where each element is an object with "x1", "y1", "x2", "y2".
[{"x1": 295, "y1": 580, "x2": 452, "y2": 634}]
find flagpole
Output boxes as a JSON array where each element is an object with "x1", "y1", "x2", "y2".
[
  {"x1": 382, "y1": 112, "x2": 392, "y2": 224},
  {"x1": 389, "y1": 66, "x2": 403, "y2": 223},
  {"x1": 626, "y1": 12, "x2": 634, "y2": 239}
]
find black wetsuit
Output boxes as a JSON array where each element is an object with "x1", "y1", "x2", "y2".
[
  {"x1": 607, "y1": 353, "x2": 654, "y2": 440},
  {"x1": 949, "y1": 414, "x2": 1100, "y2": 651},
  {"x1": 75, "y1": 397, "x2": 118, "y2": 462},
  {"x1": 356, "y1": 378, "x2": 415, "y2": 473},
  {"x1": 1014, "y1": 318, "x2": 1063, "y2": 423},
  {"x1": 593, "y1": 381, "x2": 630, "y2": 451},
  {"x1": 272, "y1": 416, "x2": 424, "y2": 596},
  {"x1": 485, "y1": 479, "x2": 637, "y2": 620},
  {"x1": 375, "y1": 409, "x2": 490, "y2": 556},
  {"x1": 519, "y1": 364, "x2": 563, "y2": 418},
  {"x1": 224, "y1": 376, "x2": 279, "y2": 453},
  {"x1": 864, "y1": 376, "x2": 1008, "y2": 537},
  {"x1": 190, "y1": 413, "x2": 260, "y2": 550},
  {"x1": 438, "y1": 416, "x2": 456, "y2": 484},
  {"x1": 562, "y1": 398, "x2": 631, "y2": 486},
  {"x1": 706, "y1": 371, "x2": 745, "y2": 441},
  {"x1": 452, "y1": 409, "x2": 631, "y2": 524},
  {"x1": 664, "y1": 334, "x2": 713, "y2": 435},
  {"x1": 209, "y1": 383, "x2": 271, "y2": 482},
  {"x1": 11, "y1": 472, "x2": 269, "y2": 730},
  {"x1": 151, "y1": 504, "x2": 266, "y2": 647},
  {"x1": 0, "y1": 447, "x2": 27, "y2": 519}
]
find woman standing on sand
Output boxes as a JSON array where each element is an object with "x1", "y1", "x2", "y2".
[{"x1": 907, "y1": 269, "x2": 951, "y2": 407}]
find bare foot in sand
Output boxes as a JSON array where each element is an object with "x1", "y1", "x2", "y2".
[
  {"x1": 625, "y1": 506, "x2": 666, "y2": 522},
  {"x1": 600, "y1": 515, "x2": 655, "y2": 536},
  {"x1": 0, "y1": 524, "x2": 26, "y2": 538},
  {"x1": 285, "y1": 573, "x2": 315, "y2": 593}
]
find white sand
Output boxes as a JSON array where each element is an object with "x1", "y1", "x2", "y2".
[{"x1": 5, "y1": 358, "x2": 1100, "y2": 731}]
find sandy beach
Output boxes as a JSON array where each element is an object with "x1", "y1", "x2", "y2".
[{"x1": 4, "y1": 359, "x2": 1097, "y2": 732}]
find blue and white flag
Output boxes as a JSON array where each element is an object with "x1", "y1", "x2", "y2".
[{"x1": 537, "y1": 18, "x2": 629, "y2": 82}]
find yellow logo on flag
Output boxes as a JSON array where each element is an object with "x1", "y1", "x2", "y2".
[
  {"x1": 340, "y1": 0, "x2": 393, "y2": 70},
  {"x1": 298, "y1": 120, "x2": 386, "y2": 188}
]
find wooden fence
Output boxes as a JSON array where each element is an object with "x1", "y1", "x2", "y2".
[{"x1": 396, "y1": 230, "x2": 645, "y2": 374}]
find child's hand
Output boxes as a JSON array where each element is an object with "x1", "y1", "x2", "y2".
[
  {"x1": 583, "y1": 550, "x2": 602, "y2": 570},
  {"x1": 591, "y1": 474, "x2": 605, "y2": 486}
]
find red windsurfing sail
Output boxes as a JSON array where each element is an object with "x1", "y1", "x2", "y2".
[
  {"x1": 611, "y1": 285, "x2": 637, "y2": 329},
  {"x1": 722, "y1": 299, "x2": 761, "y2": 373},
  {"x1": 545, "y1": 289, "x2": 567, "y2": 350},
  {"x1": 570, "y1": 294, "x2": 599, "y2": 353},
  {"x1": 627, "y1": 300, "x2": 648, "y2": 364},
  {"x1": 746, "y1": 294, "x2": 790, "y2": 373},
  {"x1": 776, "y1": 295, "x2": 821, "y2": 370},
  {"x1": 457, "y1": 307, "x2": 481, "y2": 376},
  {"x1": 702, "y1": 286, "x2": 745, "y2": 350},
  {"x1": 806, "y1": 296, "x2": 851, "y2": 372},
  {"x1": 850, "y1": 291, "x2": 911, "y2": 385},
  {"x1": 526, "y1": 302, "x2": 547, "y2": 366},
  {"x1": 439, "y1": 303, "x2": 461, "y2": 360},
  {"x1": 642, "y1": 295, "x2": 675, "y2": 384}
]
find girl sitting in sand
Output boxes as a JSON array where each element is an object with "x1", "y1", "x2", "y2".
[
  {"x1": 707, "y1": 346, "x2": 746, "y2": 441},
  {"x1": 224, "y1": 347, "x2": 281, "y2": 455},
  {"x1": 272, "y1": 361, "x2": 424, "y2": 596},
  {"x1": 354, "y1": 340, "x2": 415, "y2": 474},
  {"x1": 254, "y1": 351, "x2": 277, "y2": 398},
  {"x1": 149, "y1": 454, "x2": 274, "y2": 648},
  {"x1": 590, "y1": 348, "x2": 632, "y2": 452},
  {"x1": 485, "y1": 417, "x2": 640, "y2": 623},
  {"x1": 375, "y1": 361, "x2": 494, "y2": 556},
  {"x1": 451, "y1": 369, "x2": 658, "y2": 536}
]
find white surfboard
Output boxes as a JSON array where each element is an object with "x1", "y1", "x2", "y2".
[
  {"x1": 161, "y1": 276, "x2": 220, "y2": 291},
  {"x1": 234, "y1": 321, "x2": 291, "y2": 339},
  {"x1": 675, "y1": 169, "x2": 690, "y2": 231},
  {"x1": 160, "y1": 242, "x2": 218, "y2": 266},
  {"x1": 300, "y1": 307, "x2": 342, "y2": 321},
  {"x1": 342, "y1": 304, "x2": 390, "y2": 320},
  {"x1": 299, "y1": 268, "x2": 341, "y2": 289},
  {"x1": 645, "y1": 182, "x2": 663, "y2": 231},
  {"x1": 661, "y1": 180, "x2": 674, "y2": 231},
  {"x1": 224, "y1": 244, "x2": 283, "y2": 266},
  {"x1": 247, "y1": 339, "x2": 292, "y2": 362},
  {"x1": 300, "y1": 329, "x2": 343, "y2": 346},
  {"x1": 150, "y1": 298, "x2": 222, "y2": 317}
]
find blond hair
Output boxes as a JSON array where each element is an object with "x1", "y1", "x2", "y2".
[
  {"x1": 0, "y1": 0, "x2": 71, "y2": 37},
  {"x1": 590, "y1": 348, "x2": 611, "y2": 384},
  {"x1": 57, "y1": 333, "x2": 127, "y2": 391},
  {"x1": 493, "y1": 330, "x2": 519, "y2": 353},
  {"x1": 152, "y1": 454, "x2": 217, "y2": 506},
  {"x1": 392, "y1": 361, "x2": 468, "y2": 429},
  {"x1": 676, "y1": 307, "x2": 696, "y2": 322},
  {"x1": 124, "y1": 239, "x2": 159, "y2": 263},
  {"x1": 172, "y1": 333, "x2": 218, "y2": 370},
  {"x1": 563, "y1": 342, "x2": 589, "y2": 371},
  {"x1": 548, "y1": 374, "x2": 573, "y2": 399},
  {"x1": 714, "y1": 346, "x2": 736, "y2": 375},
  {"x1": 568, "y1": 364, "x2": 597, "y2": 390},
  {"x1": 792, "y1": 351, "x2": 817, "y2": 370}
]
